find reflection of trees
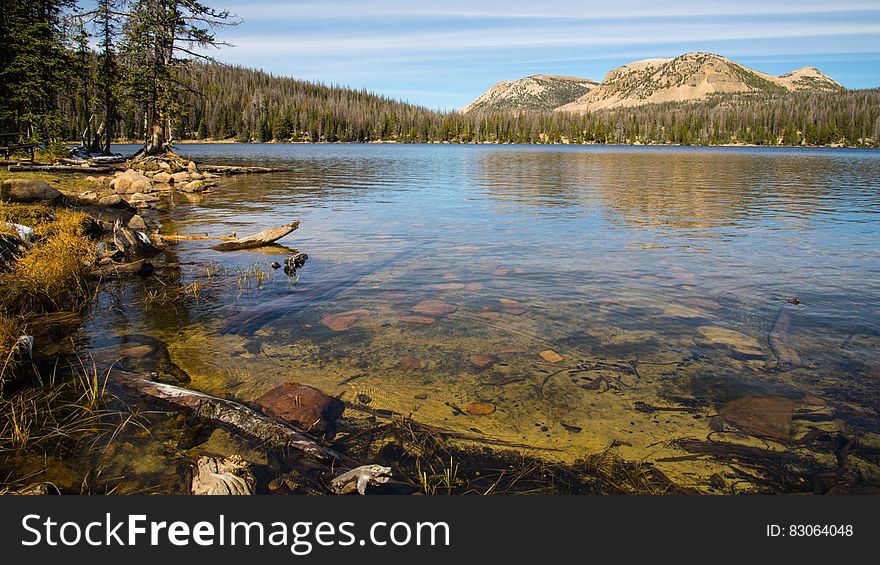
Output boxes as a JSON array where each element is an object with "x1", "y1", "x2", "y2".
[{"x1": 473, "y1": 149, "x2": 858, "y2": 237}]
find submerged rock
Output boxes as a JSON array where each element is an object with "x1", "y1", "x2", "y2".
[
  {"x1": 501, "y1": 303, "x2": 528, "y2": 315},
  {"x1": 253, "y1": 381, "x2": 345, "y2": 438},
  {"x1": 321, "y1": 309, "x2": 370, "y2": 331},
  {"x1": 412, "y1": 299, "x2": 457, "y2": 316},
  {"x1": 540, "y1": 350, "x2": 564, "y2": 363},
  {"x1": 398, "y1": 315, "x2": 435, "y2": 324},
  {"x1": 465, "y1": 401, "x2": 496, "y2": 416},
  {"x1": 717, "y1": 396, "x2": 799, "y2": 442},
  {"x1": 470, "y1": 354, "x2": 494, "y2": 369},
  {"x1": 399, "y1": 357, "x2": 424, "y2": 370}
]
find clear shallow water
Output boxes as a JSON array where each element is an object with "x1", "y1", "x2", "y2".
[{"x1": 86, "y1": 144, "x2": 880, "y2": 491}]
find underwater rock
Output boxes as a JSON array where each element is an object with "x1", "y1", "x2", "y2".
[
  {"x1": 499, "y1": 298, "x2": 518, "y2": 304},
  {"x1": 540, "y1": 350, "x2": 564, "y2": 363},
  {"x1": 398, "y1": 315, "x2": 435, "y2": 325},
  {"x1": 412, "y1": 299, "x2": 457, "y2": 316},
  {"x1": 501, "y1": 303, "x2": 528, "y2": 315},
  {"x1": 428, "y1": 283, "x2": 465, "y2": 291},
  {"x1": 478, "y1": 312, "x2": 502, "y2": 320},
  {"x1": 492, "y1": 268, "x2": 510, "y2": 276},
  {"x1": 718, "y1": 396, "x2": 799, "y2": 442},
  {"x1": 399, "y1": 357, "x2": 424, "y2": 370},
  {"x1": 321, "y1": 309, "x2": 371, "y2": 331},
  {"x1": 696, "y1": 326, "x2": 763, "y2": 356},
  {"x1": 465, "y1": 401, "x2": 496, "y2": 416},
  {"x1": 470, "y1": 354, "x2": 495, "y2": 369},
  {"x1": 253, "y1": 381, "x2": 345, "y2": 438},
  {"x1": 191, "y1": 455, "x2": 256, "y2": 495},
  {"x1": 661, "y1": 304, "x2": 710, "y2": 319}
]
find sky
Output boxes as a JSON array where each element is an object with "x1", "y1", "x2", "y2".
[{"x1": 197, "y1": 0, "x2": 880, "y2": 110}]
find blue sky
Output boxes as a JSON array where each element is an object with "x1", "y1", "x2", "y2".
[{"x1": 199, "y1": 0, "x2": 880, "y2": 110}]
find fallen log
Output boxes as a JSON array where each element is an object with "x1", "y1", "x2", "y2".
[
  {"x1": 199, "y1": 164, "x2": 286, "y2": 175},
  {"x1": 111, "y1": 372, "x2": 416, "y2": 494},
  {"x1": 768, "y1": 305, "x2": 801, "y2": 370},
  {"x1": 161, "y1": 233, "x2": 237, "y2": 242},
  {"x1": 8, "y1": 164, "x2": 118, "y2": 174},
  {"x1": 90, "y1": 259, "x2": 154, "y2": 278},
  {"x1": 212, "y1": 221, "x2": 300, "y2": 251}
]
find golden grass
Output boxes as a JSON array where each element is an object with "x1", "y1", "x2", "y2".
[{"x1": 0, "y1": 210, "x2": 96, "y2": 314}]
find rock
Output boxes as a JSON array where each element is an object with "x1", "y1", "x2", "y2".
[
  {"x1": 662, "y1": 304, "x2": 710, "y2": 319},
  {"x1": 179, "y1": 180, "x2": 206, "y2": 193},
  {"x1": 465, "y1": 401, "x2": 496, "y2": 416},
  {"x1": 127, "y1": 214, "x2": 147, "y2": 231},
  {"x1": 465, "y1": 282, "x2": 483, "y2": 292},
  {"x1": 499, "y1": 298, "x2": 518, "y2": 304},
  {"x1": 492, "y1": 268, "x2": 510, "y2": 276},
  {"x1": 270, "y1": 261, "x2": 281, "y2": 269},
  {"x1": 787, "y1": 296, "x2": 801, "y2": 305},
  {"x1": 189, "y1": 172, "x2": 205, "y2": 181},
  {"x1": 718, "y1": 396, "x2": 799, "y2": 442},
  {"x1": 98, "y1": 194, "x2": 134, "y2": 210},
  {"x1": 78, "y1": 190, "x2": 98, "y2": 202},
  {"x1": 86, "y1": 176, "x2": 98, "y2": 183},
  {"x1": 158, "y1": 160, "x2": 171, "y2": 171},
  {"x1": 540, "y1": 350, "x2": 564, "y2": 363},
  {"x1": 126, "y1": 192, "x2": 160, "y2": 204},
  {"x1": 253, "y1": 381, "x2": 345, "y2": 438},
  {"x1": 191, "y1": 455, "x2": 255, "y2": 495},
  {"x1": 171, "y1": 171, "x2": 190, "y2": 184},
  {"x1": 697, "y1": 326, "x2": 763, "y2": 356},
  {"x1": 131, "y1": 179, "x2": 153, "y2": 193},
  {"x1": 112, "y1": 224, "x2": 161, "y2": 260},
  {"x1": 478, "y1": 311, "x2": 502, "y2": 320},
  {"x1": 187, "y1": 160, "x2": 199, "y2": 173},
  {"x1": 400, "y1": 357, "x2": 424, "y2": 370},
  {"x1": 428, "y1": 283, "x2": 465, "y2": 291},
  {"x1": 0, "y1": 179, "x2": 62, "y2": 203},
  {"x1": 412, "y1": 299, "x2": 457, "y2": 316},
  {"x1": 321, "y1": 309, "x2": 370, "y2": 331},
  {"x1": 151, "y1": 171, "x2": 172, "y2": 184},
  {"x1": 112, "y1": 177, "x2": 132, "y2": 194},
  {"x1": 414, "y1": 393, "x2": 428, "y2": 400},
  {"x1": 501, "y1": 303, "x2": 528, "y2": 315},
  {"x1": 469, "y1": 354, "x2": 494, "y2": 369},
  {"x1": 398, "y1": 315, "x2": 435, "y2": 325}
]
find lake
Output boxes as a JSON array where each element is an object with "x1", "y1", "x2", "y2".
[{"x1": 84, "y1": 144, "x2": 880, "y2": 492}]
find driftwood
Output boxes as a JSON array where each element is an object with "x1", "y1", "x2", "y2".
[
  {"x1": 191, "y1": 455, "x2": 256, "y2": 495},
  {"x1": 329, "y1": 465, "x2": 393, "y2": 495},
  {"x1": 8, "y1": 164, "x2": 118, "y2": 174},
  {"x1": 768, "y1": 305, "x2": 801, "y2": 370},
  {"x1": 90, "y1": 259, "x2": 154, "y2": 278},
  {"x1": 199, "y1": 164, "x2": 284, "y2": 175},
  {"x1": 212, "y1": 221, "x2": 300, "y2": 251},
  {"x1": 161, "y1": 233, "x2": 237, "y2": 242},
  {"x1": 111, "y1": 372, "x2": 415, "y2": 494}
]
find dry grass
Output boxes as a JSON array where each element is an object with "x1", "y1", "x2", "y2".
[{"x1": 0, "y1": 208, "x2": 95, "y2": 314}]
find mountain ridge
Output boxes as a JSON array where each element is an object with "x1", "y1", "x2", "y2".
[{"x1": 463, "y1": 52, "x2": 843, "y2": 114}]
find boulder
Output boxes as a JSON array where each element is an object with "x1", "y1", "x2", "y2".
[
  {"x1": 0, "y1": 179, "x2": 62, "y2": 203},
  {"x1": 112, "y1": 177, "x2": 131, "y2": 194},
  {"x1": 187, "y1": 160, "x2": 199, "y2": 173},
  {"x1": 179, "y1": 180, "x2": 206, "y2": 193},
  {"x1": 130, "y1": 179, "x2": 153, "y2": 194},
  {"x1": 151, "y1": 171, "x2": 172, "y2": 184},
  {"x1": 78, "y1": 191, "x2": 99, "y2": 202},
  {"x1": 126, "y1": 192, "x2": 160, "y2": 204},
  {"x1": 252, "y1": 381, "x2": 344, "y2": 438},
  {"x1": 127, "y1": 214, "x2": 147, "y2": 231},
  {"x1": 98, "y1": 194, "x2": 134, "y2": 210},
  {"x1": 170, "y1": 172, "x2": 190, "y2": 184}
]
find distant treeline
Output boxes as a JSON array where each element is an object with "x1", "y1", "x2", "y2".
[{"x1": 62, "y1": 63, "x2": 880, "y2": 148}]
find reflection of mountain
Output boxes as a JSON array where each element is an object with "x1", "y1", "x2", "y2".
[{"x1": 472, "y1": 149, "x2": 855, "y2": 237}]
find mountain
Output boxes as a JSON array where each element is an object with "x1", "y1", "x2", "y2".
[
  {"x1": 555, "y1": 52, "x2": 843, "y2": 113},
  {"x1": 461, "y1": 74, "x2": 598, "y2": 113}
]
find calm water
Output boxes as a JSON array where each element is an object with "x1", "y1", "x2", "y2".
[{"x1": 85, "y1": 144, "x2": 880, "y2": 491}]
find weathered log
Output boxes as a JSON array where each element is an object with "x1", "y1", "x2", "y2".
[
  {"x1": 111, "y1": 372, "x2": 415, "y2": 494},
  {"x1": 329, "y1": 465, "x2": 393, "y2": 495},
  {"x1": 768, "y1": 305, "x2": 801, "y2": 370},
  {"x1": 90, "y1": 259, "x2": 154, "y2": 278},
  {"x1": 212, "y1": 221, "x2": 300, "y2": 251},
  {"x1": 191, "y1": 455, "x2": 256, "y2": 495},
  {"x1": 7, "y1": 164, "x2": 118, "y2": 174},
  {"x1": 199, "y1": 164, "x2": 285, "y2": 175},
  {"x1": 161, "y1": 233, "x2": 237, "y2": 242}
]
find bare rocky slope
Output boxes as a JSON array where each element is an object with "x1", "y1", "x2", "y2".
[
  {"x1": 463, "y1": 52, "x2": 842, "y2": 115},
  {"x1": 461, "y1": 74, "x2": 598, "y2": 113}
]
